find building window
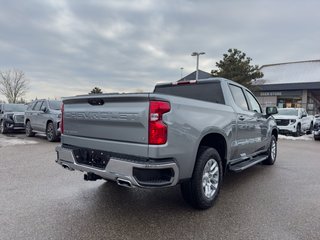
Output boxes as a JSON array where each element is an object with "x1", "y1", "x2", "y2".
[{"x1": 277, "y1": 98, "x2": 302, "y2": 108}]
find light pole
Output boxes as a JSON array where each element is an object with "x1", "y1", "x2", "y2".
[
  {"x1": 180, "y1": 67, "x2": 184, "y2": 80},
  {"x1": 191, "y1": 52, "x2": 205, "y2": 81}
]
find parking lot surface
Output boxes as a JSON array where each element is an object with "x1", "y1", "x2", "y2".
[{"x1": 1, "y1": 134, "x2": 320, "y2": 240}]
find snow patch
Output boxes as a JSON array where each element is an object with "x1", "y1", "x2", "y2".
[
  {"x1": 0, "y1": 138, "x2": 38, "y2": 147},
  {"x1": 278, "y1": 134, "x2": 314, "y2": 141}
]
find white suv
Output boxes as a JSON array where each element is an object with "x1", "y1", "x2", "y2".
[{"x1": 274, "y1": 108, "x2": 314, "y2": 136}]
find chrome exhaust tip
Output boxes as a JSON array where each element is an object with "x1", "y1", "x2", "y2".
[
  {"x1": 117, "y1": 178, "x2": 133, "y2": 188},
  {"x1": 62, "y1": 164, "x2": 74, "y2": 171}
]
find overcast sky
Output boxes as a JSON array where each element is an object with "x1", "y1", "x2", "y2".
[{"x1": 1, "y1": 0, "x2": 320, "y2": 101}]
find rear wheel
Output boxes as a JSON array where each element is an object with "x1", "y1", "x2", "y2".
[
  {"x1": 181, "y1": 147, "x2": 222, "y2": 209},
  {"x1": 46, "y1": 122, "x2": 58, "y2": 142},
  {"x1": 0, "y1": 120, "x2": 8, "y2": 134},
  {"x1": 25, "y1": 121, "x2": 35, "y2": 137},
  {"x1": 307, "y1": 122, "x2": 313, "y2": 135},
  {"x1": 294, "y1": 124, "x2": 301, "y2": 137}
]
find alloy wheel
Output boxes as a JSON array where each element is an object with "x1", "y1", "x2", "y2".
[
  {"x1": 271, "y1": 139, "x2": 276, "y2": 161},
  {"x1": 47, "y1": 124, "x2": 54, "y2": 140},
  {"x1": 202, "y1": 158, "x2": 220, "y2": 199}
]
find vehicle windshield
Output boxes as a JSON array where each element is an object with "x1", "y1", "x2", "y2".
[
  {"x1": 48, "y1": 100, "x2": 62, "y2": 110},
  {"x1": 3, "y1": 104, "x2": 27, "y2": 112},
  {"x1": 277, "y1": 108, "x2": 299, "y2": 116}
]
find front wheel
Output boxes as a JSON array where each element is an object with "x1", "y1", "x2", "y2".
[
  {"x1": 0, "y1": 120, "x2": 8, "y2": 134},
  {"x1": 263, "y1": 135, "x2": 277, "y2": 165},
  {"x1": 46, "y1": 122, "x2": 58, "y2": 142},
  {"x1": 181, "y1": 147, "x2": 222, "y2": 209},
  {"x1": 25, "y1": 121, "x2": 35, "y2": 137}
]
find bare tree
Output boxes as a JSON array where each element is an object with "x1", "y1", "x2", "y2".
[{"x1": 0, "y1": 69, "x2": 29, "y2": 103}]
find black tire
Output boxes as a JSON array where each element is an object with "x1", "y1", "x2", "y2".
[
  {"x1": 0, "y1": 120, "x2": 8, "y2": 134},
  {"x1": 294, "y1": 124, "x2": 301, "y2": 137},
  {"x1": 25, "y1": 121, "x2": 35, "y2": 137},
  {"x1": 46, "y1": 122, "x2": 58, "y2": 142},
  {"x1": 263, "y1": 135, "x2": 277, "y2": 165},
  {"x1": 307, "y1": 122, "x2": 313, "y2": 135},
  {"x1": 181, "y1": 147, "x2": 223, "y2": 210}
]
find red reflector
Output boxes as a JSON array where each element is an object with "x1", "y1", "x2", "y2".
[
  {"x1": 149, "y1": 101, "x2": 170, "y2": 145},
  {"x1": 61, "y1": 103, "x2": 64, "y2": 134}
]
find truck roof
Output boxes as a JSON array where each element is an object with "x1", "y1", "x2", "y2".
[{"x1": 155, "y1": 77, "x2": 244, "y2": 88}]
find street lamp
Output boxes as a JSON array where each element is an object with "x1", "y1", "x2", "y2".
[
  {"x1": 180, "y1": 67, "x2": 184, "y2": 80},
  {"x1": 191, "y1": 52, "x2": 205, "y2": 81}
]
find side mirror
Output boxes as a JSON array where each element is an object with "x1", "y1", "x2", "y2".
[
  {"x1": 266, "y1": 106, "x2": 278, "y2": 115},
  {"x1": 302, "y1": 114, "x2": 307, "y2": 118},
  {"x1": 41, "y1": 106, "x2": 47, "y2": 112}
]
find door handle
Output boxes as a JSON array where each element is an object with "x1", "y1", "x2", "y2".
[{"x1": 238, "y1": 115, "x2": 245, "y2": 121}]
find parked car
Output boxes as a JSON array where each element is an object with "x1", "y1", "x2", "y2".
[
  {"x1": 314, "y1": 118, "x2": 320, "y2": 140},
  {"x1": 55, "y1": 78, "x2": 279, "y2": 209},
  {"x1": 0, "y1": 103, "x2": 27, "y2": 134},
  {"x1": 274, "y1": 108, "x2": 314, "y2": 136},
  {"x1": 24, "y1": 99, "x2": 62, "y2": 141}
]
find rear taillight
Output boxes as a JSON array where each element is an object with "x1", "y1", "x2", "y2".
[
  {"x1": 149, "y1": 101, "x2": 170, "y2": 145},
  {"x1": 61, "y1": 103, "x2": 64, "y2": 134}
]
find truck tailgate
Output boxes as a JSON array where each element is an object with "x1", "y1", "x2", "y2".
[{"x1": 63, "y1": 94, "x2": 150, "y2": 144}]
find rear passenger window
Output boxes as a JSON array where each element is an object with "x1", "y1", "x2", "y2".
[
  {"x1": 154, "y1": 82, "x2": 225, "y2": 104},
  {"x1": 229, "y1": 85, "x2": 249, "y2": 110}
]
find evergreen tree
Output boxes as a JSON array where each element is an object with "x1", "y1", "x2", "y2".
[
  {"x1": 211, "y1": 49, "x2": 263, "y2": 90},
  {"x1": 90, "y1": 87, "x2": 103, "y2": 94}
]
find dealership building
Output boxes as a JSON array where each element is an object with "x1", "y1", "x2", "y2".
[
  {"x1": 180, "y1": 60, "x2": 320, "y2": 115},
  {"x1": 254, "y1": 60, "x2": 320, "y2": 115}
]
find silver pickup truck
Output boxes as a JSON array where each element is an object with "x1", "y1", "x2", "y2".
[{"x1": 56, "y1": 78, "x2": 278, "y2": 209}]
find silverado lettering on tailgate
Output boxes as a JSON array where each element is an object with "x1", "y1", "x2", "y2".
[{"x1": 64, "y1": 111, "x2": 140, "y2": 121}]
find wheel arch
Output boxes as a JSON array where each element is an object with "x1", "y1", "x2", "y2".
[
  {"x1": 195, "y1": 132, "x2": 228, "y2": 174},
  {"x1": 25, "y1": 118, "x2": 30, "y2": 125},
  {"x1": 272, "y1": 127, "x2": 278, "y2": 141},
  {"x1": 46, "y1": 119, "x2": 54, "y2": 130}
]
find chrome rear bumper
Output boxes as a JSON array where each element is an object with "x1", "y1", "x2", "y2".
[{"x1": 55, "y1": 145, "x2": 179, "y2": 188}]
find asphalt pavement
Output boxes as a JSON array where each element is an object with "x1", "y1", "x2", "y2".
[{"x1": 1, "y1": 133, "x2": 320, "y2": 240}]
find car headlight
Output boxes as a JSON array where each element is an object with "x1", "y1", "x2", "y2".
[
  {"x1": 289, "y1": 119, "x2": 296, "y2": 124},
  {"x1": 5, "y1": 114, "x2": 14, "y2": 120}
]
